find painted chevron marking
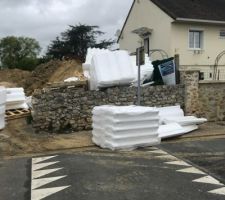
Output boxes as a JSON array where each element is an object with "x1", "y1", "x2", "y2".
[
  {"x1": 32, "y1": 161, "x2": 60, "y2": 171},
  {"x1": 148, "y1": 150, "x2": 168, "y2": 155},
  {"x1": 208, "y1": 187, "x2": 225, "y2": 196},
  {"x1": 155, "y1": 154, "x2": 179, "y2": 160},
  {"x1": 32, "y1": 156, "x2": 58, "y2": 164},
  {"x1": 32, "y1": 176, "x2": 67, "y2": 190},
  {"x1": 177, "y1": 167, "x2": 206, "y2": 175},
  {"x1": 32, "y1": 168, "x2": 63, "y2": 179},
  {"x1": 193, "y1": 176, "x2": 224, "y2": 186},
  {"x1": 165, "y1": 160, "x2": 191, "y2": 167},
  {"x1": 31, "y1": 186, "x2": 70, "y2": 200}
]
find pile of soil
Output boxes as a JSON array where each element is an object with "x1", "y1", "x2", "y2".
[
  {"x1": 0, "y1": 69, "x2": 31, "y2": 88},
  {"x1": 0, "y1": 59, "x2": 86, "y2": 95},
  {"x1": 24, "y1": 59, "x2": 86, "y2": 95}
]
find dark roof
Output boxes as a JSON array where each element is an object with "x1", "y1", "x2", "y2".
[
  {"x1": 118, "y1": 0, "x2": 225, "y2": 42},
  {"x1": 151, "y1": 0, "x2": 225, "y2": 21}
]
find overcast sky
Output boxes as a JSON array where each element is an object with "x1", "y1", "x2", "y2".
[{"x1": 0, "y1": 0, "x2": 133, "y2": 54}]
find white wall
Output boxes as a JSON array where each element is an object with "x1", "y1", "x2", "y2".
[
  {"x1": 171, "y1": 23, "x2": 225, "y2": 66},
  {"x1": 119, "y1": 0, "x2": 173, "y2": 60}
]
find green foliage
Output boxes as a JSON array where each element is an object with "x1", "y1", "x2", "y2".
[
  {"x1": 47, "y1": 24, "x2": 114, "y2": 62},
  {"x1": 0, "y1": 36, "x2": 41, "y2": 70}
]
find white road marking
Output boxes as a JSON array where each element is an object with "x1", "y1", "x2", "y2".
[
  {"x1": 31, "y1": 186, "x2": 70, "y2": 200},
  {"x1": 32, "y1": 168, "x2": 63, "y2": 179},
  {"x1": 155, "y1": 155, "x2": 179, "y2": 161},
  {"x1": 165, "y1": 160, "x2": 191, "y2": 167},
  {"x1": 32, "y1": 156, "x2": 58, "y2": 164},
  {"x1": 208, "y1": 187, "x2": 225, "y2": 196},
  {"x1": 148, "y1": 150, "x2": 168, "y2": 155},
  {"x1": 193, "y1": 176, "x2": 224, "y2": 186},
  {"x1": 32, "y1": 161, "x2": 60, "y2": 171},
  {"x1": 32, "y1": 176, "x2": 67, "y2": 190},
  {"x1": 177, "y1": 167, "x2": 206, "y2": 175}
]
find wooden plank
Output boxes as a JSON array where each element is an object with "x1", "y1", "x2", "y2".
[{"x1": 5, "y1": 108, "x2": 31, "y2": 121}]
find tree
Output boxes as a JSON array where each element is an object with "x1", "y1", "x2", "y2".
[
  {"x1": 0, "y1": 36, "x2": 41, "y2": 70},
  {"x1": 47, "y1": 24, "x2": 114, "y2": 62}
]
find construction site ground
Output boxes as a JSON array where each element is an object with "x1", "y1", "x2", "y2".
[
  {"x1": 0, "y1": 120, "x2": 225, "y2": 200},
  {"x1": 0, "y1": 118, "x2": 224, "y2": 159}
]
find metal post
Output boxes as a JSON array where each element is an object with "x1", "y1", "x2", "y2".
[{"x1": 137, "y1": 49, "x2": 141, "y2": 106}]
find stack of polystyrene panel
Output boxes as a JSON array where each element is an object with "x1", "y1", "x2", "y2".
[
  {"x1": 158, "y1": 105, "x2": 207, "y2": 139},
  {"x1": 92, "y1": 105, "x2": 160, "y2": 151},
  {"x1": 6, "y1": 88, "x2": 28, "y2": 110},
  {"x1": 0, "y1": 87, "x2": 6, "y2": 130},
  {"x1": 84, "y1": 49, "x2": 136, "y2": 90}
]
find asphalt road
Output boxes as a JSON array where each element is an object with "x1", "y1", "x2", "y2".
[
  {"x1": 162, "y1": 138, "x2": 225, "y2": 184},
  {"x1": 0, "y1": 138, "x2": 225, "y2": 200}
]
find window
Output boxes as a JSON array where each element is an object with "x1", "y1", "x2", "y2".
[{"x1": 189, "y1": 30, "x2": 203, "y2": 49}]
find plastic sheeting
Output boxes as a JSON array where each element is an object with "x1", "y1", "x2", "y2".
[{"x1": 92, "y1": 105, "x2": 160, "y2": 150}]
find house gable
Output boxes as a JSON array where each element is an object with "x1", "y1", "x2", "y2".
[{"x1": 118, "y1": 0, "x2": 174, "y2": 43}]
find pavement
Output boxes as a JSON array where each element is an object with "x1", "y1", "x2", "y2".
[{"x1": 1, "y1": 136, "x2": 225, "y2": 200}]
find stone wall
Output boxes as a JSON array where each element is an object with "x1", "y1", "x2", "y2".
[
  {"x1": 32, "y1": 81, "x2": 184, "y2": 134},
  {"x1": 199, "y1": 81, "x2": 225, "y2": 121},
  {"x1": 180, "y1": 70, "x2": 200, "y2": 115},
  {"x1": 180, "y1": 70, "x2": 225, "y2": 121}
]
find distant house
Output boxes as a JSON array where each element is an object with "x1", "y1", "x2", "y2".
[{"x1": 118, "y1": 0, "x2": 225, "y2": 80}]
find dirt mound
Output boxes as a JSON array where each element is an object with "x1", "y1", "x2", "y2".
[
  {"x1": 0, "y1": 69, "x2": 31, "y2": 88},
  {"x1": 0, "y1": 59, "x2": 85, "y2": 95},
  {"x1": 24, "y1": 59, "x2": 86, "y2": 95}
]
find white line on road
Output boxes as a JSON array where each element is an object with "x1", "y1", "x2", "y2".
[
  {"x1": 31, "y1": 156, "x2": 70, "y2": 200},
  {"x1": 193, "y1": 176, "x2": 224, "y2": 186},
  {"x1": 32, "y1": 176, "x2": 67, "y2": 190},
  {"x1": 32, "y1": 156, "x2": 58, "y2": 164},
  {"x1": 208, "y1": 187, "x2": 225, "y2": 196},
  {"x1": 32, "y1": 168, "x2": 63, "y2": 179},
  {"x1": 31, "y1": 186, "x2": 70, "y2": 200},
  {"x1": 32, "y1": 161, "x2": 60, "y2": 171},
  {"x1": 155, "y1": 154, "x2": 179, "y2": 161},
  {"x1": 165, "y1": 160, "x2": 191, "y2": 167},
  {"x1": 177, "y1": 167, "x2": 206, "y2": 175}
]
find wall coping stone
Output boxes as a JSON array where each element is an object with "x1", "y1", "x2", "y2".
[{"x1": 199, "y1": 80, "x2": 225, "y2": 84}]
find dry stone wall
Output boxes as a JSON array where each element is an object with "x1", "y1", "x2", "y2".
[
  {"x1": 199, "y1": 81, "x2": 225, "y2": 121},
  {"x1": 180, "y1": 70, "x2": 225, "y2": 121},
  {"x1": 32, "y1": 81, "x2": 184, "y2": 134}
]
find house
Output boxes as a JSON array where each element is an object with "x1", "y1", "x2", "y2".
[{"x1": 118, "y1": 0, "x2": 225, "y2": 80}]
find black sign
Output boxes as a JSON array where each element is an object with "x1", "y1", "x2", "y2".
[{"x1": 136, "y1": 47, "x2": 145, "y2": 66}]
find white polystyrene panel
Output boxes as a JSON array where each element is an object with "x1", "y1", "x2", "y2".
[
  {"x1": 0, "y1": 87, "x2": 6, "y2": 105},
  {"x1": 163, "y1": 116, "x2": 207, "y2": 126},
  {"x1": 158, "y1": 123, "x2": 186, "y2": 139},
  {"x1": 6, "y1": 88, "x2": 24, "y2": 94}
]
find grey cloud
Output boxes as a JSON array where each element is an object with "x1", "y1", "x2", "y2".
[{"x1": 0, "y1": 0, "x2": 133, "y2": 54}]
